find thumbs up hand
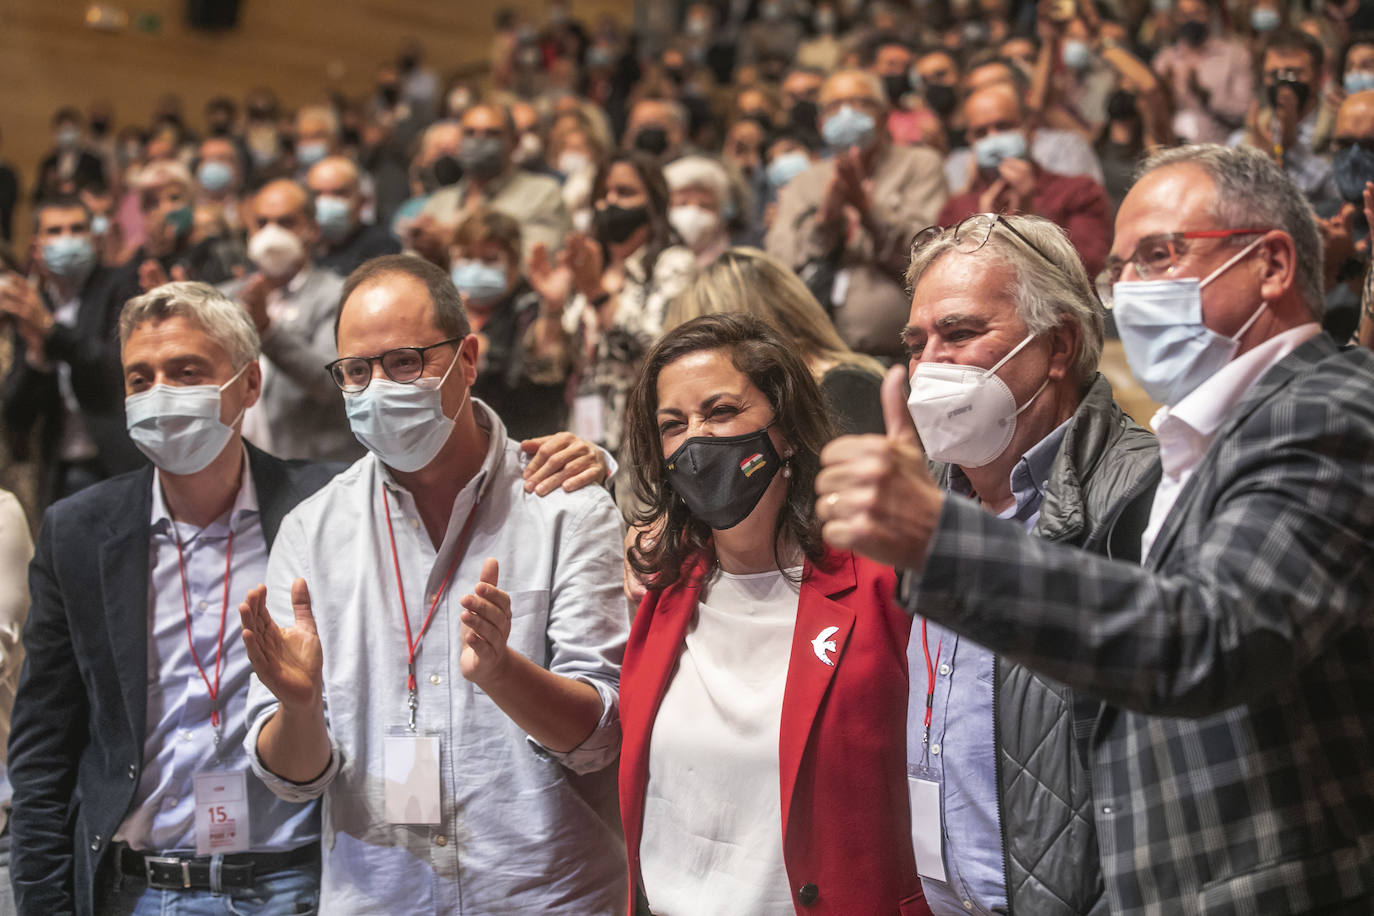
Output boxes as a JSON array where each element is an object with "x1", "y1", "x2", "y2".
[
  {"x1": 815, "y1": 365, "x2": 945, "y2": 571},
  {"x1": 459, "y1": 557, "x2": 513, "y2": 687}
]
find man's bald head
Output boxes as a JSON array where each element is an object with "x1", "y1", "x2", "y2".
[
  {"x1": 1335, "y1": 89, "x2": 1374, "y2": 143},
  {"x1": 255, "y1": 179, "x2": 310, "y2": 217},
  {"x1": 963, "y1": 83, "x2": 1027, "y2": 141},
  {"x1": 307, "y1": 155, "x2": 361, "y2": 197}
]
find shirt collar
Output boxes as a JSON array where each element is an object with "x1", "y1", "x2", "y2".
[
  {"x1": 948, "y1": 415, "x2": 1071, "y2": 520},
  {"x1": 150, "y1": 444, "x2": 260, "y2": 536},
  {"x1": 1152, "y1": 322, "x2": 1323, "y2": 443}
]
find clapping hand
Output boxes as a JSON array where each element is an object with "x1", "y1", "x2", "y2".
[
  {"x1": 459, "y1": 558, "x2": 513, "y2": 687},
  {"x1": 240, "y1": 580, "x2": 324, "y2": 712}
]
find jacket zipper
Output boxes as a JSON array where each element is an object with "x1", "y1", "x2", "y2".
[{"x1": 993, "y1": 652, "x2": 1013, "y2": 916}]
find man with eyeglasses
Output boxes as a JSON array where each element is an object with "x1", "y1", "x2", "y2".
[
  {"x1": 938, "y1": 84, "x2": 1113, "y2": 278},
  {"x1": 767, "y1": 69, "x2": 947, "y2": 361},
  {"x1": 820, "y1": 144, "x2": 1374, "y2": 914},
  {"x1": 821, "y1": 211, "x2": 1155, "y2": 915},
  {"x1": 238, "y1": 255, "x2": 628, "y2": 914}
]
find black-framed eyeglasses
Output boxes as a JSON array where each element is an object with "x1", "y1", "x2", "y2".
[
  {"x1": 910, "y1": 212, "x2": 1101, "y2": 305},
  {"x1": 326, "y1": 337, "x2": 462, "y2": 393}
]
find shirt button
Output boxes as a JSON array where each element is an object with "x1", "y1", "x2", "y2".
[
  {"x1": 963, "y1": 901, "x2": 974, "y2": 911},
  {"x1": 409, "y1": 519, "x2": 420, "y2": 530},
  {"x1": 938, "y1": 663, "x2": 951, "y2": 676},
  {"x1": 199, "y1": 600, "x2": 208, "y2": 610},
  {"x1": 181, "y1": 730, "x2": 194, "y2": 742},
  {"x1": 931, "y1": 743, "x2": 941, "y2": 756},
  {"x1": 434, "y1": 834, "x2": 447, "y2": 846},
  {"x1": 430, "y1": 674, "x2": 441, "y2": 685},
  {"x1": 1102, "y1": 805, "x2": 1113, "y2": 814}
]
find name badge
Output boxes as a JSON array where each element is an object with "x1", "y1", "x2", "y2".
[
  {"x1": 384, "y1": 733, "x2": 442, "y2": 825},
  {"x1": 193, "y1": 771, "x2": 251, "y2": 855},
  {"x1": 908, "y1": 772, "x2": 947, "y2": 883}
]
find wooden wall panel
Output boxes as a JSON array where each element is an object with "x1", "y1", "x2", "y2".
[{"x1": 0, "y1": 0, "x2": 630, "y2": 245}]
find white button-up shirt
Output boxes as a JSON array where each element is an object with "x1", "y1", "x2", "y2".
[
  {"x1": 245, "y1": 400, "x2": 629, "y2": 915},
  {"x1": 1142, "y1": 323, "x2": 1322, "y2": 556}
]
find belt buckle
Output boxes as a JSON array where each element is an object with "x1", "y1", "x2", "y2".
[{"x1": 143, "y1": 855, "x2": 192, "y2": 890}]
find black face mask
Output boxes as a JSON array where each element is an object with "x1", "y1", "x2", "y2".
[
  {"x1": 633, "y1": 126, "x2": 670, "y2": 156},
  {"x1": 1179, "y1": 20, "x2": 1208, "y2": 47},
  {"x1": 399, "y1": 53, "x2": 419, "y2": 73},
  {"x1": 594, "y1": 202, "x2": 649, "y2": 244},
  {"x1": 882, "y1": 73, "x2": 910, "y2": 105},
  {"x1": 431, "y1": 154, "x2": 464, "y2": 189},
  {"x1": 90, "y1": 118, "x2": 110, "y2": 137},
  {"x1": 925, "y1": 83, "x2": 959, "y2": 118},
  {"x1": 664, "y1": 424, "x2": 782, "y2": 530},
  {"x1": 1333, "y1": 141, "x2": 1374, "y2": 203},
  {"x1": 1266, "y1": 77, "x2": 1312, "y2": 113},
  {"x1": 664, "y1": 66, "x2": 686, "y2": 85},
  {"x1": 1106, "y1": 89, "x2": 1138, "y2": 122},
  {"x1": 789, "y1": 100, "x2": 820, "y2": 130},
  {"x1": 209, "y1": 121, "x2": 232, "y2": 137},
  {"x1": 458, "y1": 136, "x2": 507, "y2": 181},
  {"x1": 379, "y1": 84, "x2": 400, "y2": 106}
]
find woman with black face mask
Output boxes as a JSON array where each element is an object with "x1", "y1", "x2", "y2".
[
  {"x1": 529, "y1": 150, "x2": 695, "y2": 457},
  {"x1": 616, "y1": 313, "x2": 928, "y2": 916}
]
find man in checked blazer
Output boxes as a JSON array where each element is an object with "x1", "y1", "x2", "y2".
[{"x1": 817, "y1": 142, "x2": 1374, "y2": 915}]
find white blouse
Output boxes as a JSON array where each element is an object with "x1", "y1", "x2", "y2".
[{"x1": 640, "y1": 567, "x2": 803, "y2": 915}]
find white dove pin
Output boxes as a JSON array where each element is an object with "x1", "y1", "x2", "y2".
[{"x1": 811, "y1": 626, "x2": 839, "y2": 666}]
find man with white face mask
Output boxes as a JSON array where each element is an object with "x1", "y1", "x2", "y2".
[
  {"x1": 220, "y1": 179, "x2": 355, "y2": 463},
  {"x1": 819, "y1": 146, "x2": 1374, "y2": 914},
  {"x1": 826, "y1": 213, "x2": 1154, "y2": 916},
  {"x1": 664, "y1": 155, "x2": 733, "y2": 268},
  {"x1": 9, "y1": 282, "x2": 338, "y2": 916},
  {"x1": 238, "y1": 255, "x2": 629, "y2": 915}
]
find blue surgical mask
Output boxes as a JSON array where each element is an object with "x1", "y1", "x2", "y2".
[
  {"x1": 1062, "y1": 39, "x2": 1092, "y2": 71},
  {"x1": 297, "y1": 140, "x2": 328, "y2": 168},
  {"x1": 125, "y1": 364, "x2": 249, "y2": 475},
  {"x1": 314, "y1": 195, "x2": 353, "y2": 242},
  {"x1": 822, "y1": 105, "x2": 877, "y2": 149},
  {"x1": 197, "y1": 160, "x2": 235, "y2": 193},
  {"x1": 343, "y1": 347, "x2": 465, "y2": 472},
  {"x1": 42, "y1": 235, "x2": 97, "y2": 282},
  {"x1": 1250, "y1": 7, "x2": 1280, "y2": 32},
  {"x1": 1333, "y1": 141, "x2": 1374, "y2": 203},
  {"x1": 766, "y1": 150, "x2": 811, "y2": 187},
  {"x1": 973, "y1": 130, "x2": 1028, "y2": 169},
  {"x1": 1346, "y1": 70, "x2": 1374, "y2": 95},
  {"x1": 1112, "y1": 236, "x2": 1269, "y2": 406},
  {"x1": 451, "y1": 260, "x2": 509, "y2": 302}
]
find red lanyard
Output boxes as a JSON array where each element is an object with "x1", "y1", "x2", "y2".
[
  {"x1": 381, "y1": 488, "x2": 481, "y2": 720},
  {"x1": 172, "y1": 525, "x2": 234, "y2": 731},
  {"x1": 920, "y1": 619, "x2": 943, "y2": 734}
]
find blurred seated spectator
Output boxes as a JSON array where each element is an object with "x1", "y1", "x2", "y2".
[
  {"x1": 664, "y1": 156, "x2": 733, "y2": 268},
  {"x1": 940, "y1": 83, "x2": 1113, "y2": 277},
  {"x1": 34, "y1": 108, "x2": 106, "y2": 203},
  {"x1": 449, "y1": 208, "x2": 568, "y2": 439},
  {"x1": 767, "y1": 69, "x2": 947, "y2": 361},
  {"x1": 2, "y1": 197, "x2": 144, "y2": 505},
  {"x1": 306, "y1": 155, "x2": 401, "y2": 276},
  {"x1": 219, "y1": 179, "x2": 356, "y2": 462}
]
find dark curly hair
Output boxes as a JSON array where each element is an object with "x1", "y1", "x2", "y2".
[{"x1": 625, "y1": 313, "x2": 835, "y2": 591}]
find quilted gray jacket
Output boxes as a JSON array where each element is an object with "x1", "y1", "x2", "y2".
[{"x1": 933, "y1": 374, "x2": 1158, "y2": 916}]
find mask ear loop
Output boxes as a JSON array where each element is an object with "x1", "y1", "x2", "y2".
[
  {"x1": 1199, "y1": 234, "x2": 1269, "y2": 289},
  {"x1": 218, "y1": 361, "x2": 253, "y2": 430},
  {"x1": 435, "y1": 338, "x2": 471, "y2": 423},
  {"x1": 982, "y1": 331, "x2": 1039, "y2": 379}
]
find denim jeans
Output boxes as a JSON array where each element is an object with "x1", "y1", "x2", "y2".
[{"x1": 102, "y1": 859, "x2": 319, "y2": 916}]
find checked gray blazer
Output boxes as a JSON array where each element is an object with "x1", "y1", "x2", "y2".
[{"x1": 903, "y1": 333, "x2": 1374, "y2": 915}]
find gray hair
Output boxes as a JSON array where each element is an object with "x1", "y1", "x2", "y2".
[
  {"x1": 906, "y1": 214, "x2": 1105, "y2": 388},
  {"x1": 1137, "y1": 144, "x2": 1324, "y2": 319},
  {"x1": 119, "y1": 281, "x2": 260, "y2": 370}
]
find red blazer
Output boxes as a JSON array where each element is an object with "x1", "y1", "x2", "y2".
[{"x1": 619, "y1": 548, "x2": 932, "y2": 916}]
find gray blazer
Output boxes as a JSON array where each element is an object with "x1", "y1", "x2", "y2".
[
  {"x1": 904, "y1": 334, "x2": 1374, "y2": 914},
  {"x1": 222, "y1": 266, "x2": 362, "y2": 463}
]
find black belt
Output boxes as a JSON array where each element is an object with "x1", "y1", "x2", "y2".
[{"x1": 116, "y1": 843, "x2": 318, "y2": 891}]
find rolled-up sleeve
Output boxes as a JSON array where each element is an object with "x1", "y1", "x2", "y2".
[
  {"x1": 531, "y1": 494, "x2": 629, "y2": 774},
  {"x1": 243, "y1": 513, "x2": 346, "y2": 800}
]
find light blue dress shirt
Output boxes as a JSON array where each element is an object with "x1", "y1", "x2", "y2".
[
  {"x1": 910, "y1": 420, "x2": 1069, "y2": 916},
  {"x1": 245, "y1": 400, "x2": 629, "y2": 915},
  {"x1": 114, "y1": 456, "x2": 319, "y2": 853}
]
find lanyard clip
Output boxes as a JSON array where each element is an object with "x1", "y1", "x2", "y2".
[{"x1": 407, "y1": 689, "x2": 418, "y2": 732}]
